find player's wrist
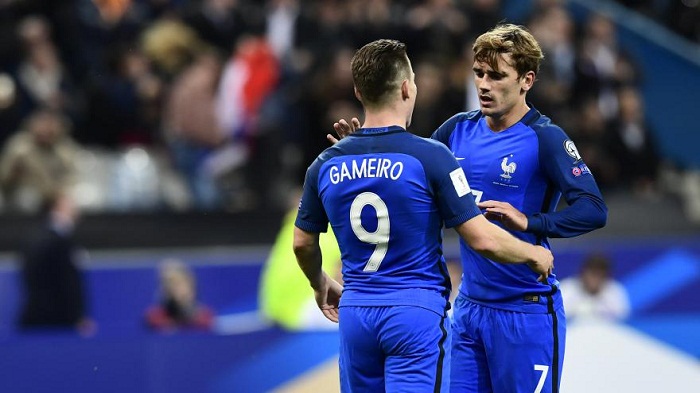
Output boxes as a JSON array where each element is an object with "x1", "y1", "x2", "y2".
[
  {"x1": 309, "y1": 271, "x2": 327, "y2": 291},
  {"x1": 525, "y1": 213, "x2": 543, "y2": 233}
]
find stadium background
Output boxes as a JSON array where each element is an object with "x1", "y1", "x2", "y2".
[{"x1": 0, "y1": 0, "x2": 698, "y2": 392}]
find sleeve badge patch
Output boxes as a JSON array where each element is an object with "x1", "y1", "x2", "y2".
[
  {"x1": 564, "y1": 140, "x2": 582, "y2": 161},
  {"x1": 450, "y1": 168, "x2": 471, "y2": 197}
]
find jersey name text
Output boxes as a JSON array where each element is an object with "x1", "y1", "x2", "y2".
[{"x1": 329, "y1": 158, "x2": 404, "y2": 184}]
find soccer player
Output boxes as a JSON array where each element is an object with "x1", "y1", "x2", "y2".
[
  {"x1": 332, "y1": 25, "x2": 608, "y2": 393},
  {"x1": 294, "y1": 39, "x2": 554, "y2": 393},
  {"x1": 435, "y1": 24, "x2": 607, "y2": 393}
]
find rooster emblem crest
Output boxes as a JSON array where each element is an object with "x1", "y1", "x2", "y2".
[{"x1": 500, "y1": 156, "x2": 517, "y2": 179}]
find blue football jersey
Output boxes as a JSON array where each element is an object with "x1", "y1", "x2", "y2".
[
  {"x1": 296, "y1": 126, "x2": 482, "y2": 315},
  {"x1": 432, "y1": 108, "x2": 607, "y2": 313}
]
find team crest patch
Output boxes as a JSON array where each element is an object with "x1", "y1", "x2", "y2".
[
  {"x1": 564, "y1": 140, "x2": 582, "y2": 161},
  {"x1": 500, "y1": 155, "x2": 517, "y2": 179}
]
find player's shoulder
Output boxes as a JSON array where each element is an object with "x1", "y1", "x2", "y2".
[
  {"x1": 305, "y1": 144, "x2": 345, "y2": 176},
  {"x1": 316, "y1": 142, "x2": 347, "y2": 163},
  {"x1": 433, "y1": 109, "x2": 482, "y2": 141},
  {"x1": 405, "y1": 133, "x2": 456, "y2": 155},
  {"x1": 442, "y1": 109, "x2": 482, "y2": 129},
  {"x1": 520, "y1": 107, "x2": 569, "y2": 141}
]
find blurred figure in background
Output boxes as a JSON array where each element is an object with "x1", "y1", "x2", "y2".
[
  {"x1": 18, "y1": 191, "x2": 94, "y2": 334},
  {"x1": 212, "y1": 32, "x2": 280, "y2": 210},
  {"x1": 560, "y1": 253, "x2": 631, "y2": 322},
  {"x1": 409, "y1": 59, "x2": 461, "y2": 137},
  {"x1": 527, "y1": 4, "x2": 576, "y2": 121},
  {"x1": 162, "y1": 49, "x2": 226, "y2": 210},
  {"x1": 606, "y1": 86, "x2": 660, "y2": 197},
  {"x1": 258, "y1": 189, "x2": 341, "y2": 331},
  {"x1": 145, "y1": 259, "x2": 214, "y2": 332},
  {"x1": 14, "y1": 15, "x2": 80, "y2": 117},
  {"x1": 0, "y1": 108, "x2": 79, "y2": 213}
]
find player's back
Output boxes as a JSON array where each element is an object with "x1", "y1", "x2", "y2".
[{"x1": 302, "y1": 126, "x2": 468, "y2": 315}]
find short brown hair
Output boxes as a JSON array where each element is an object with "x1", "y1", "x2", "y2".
[
  {"x1": 351, "y1": 39, "x2": 410, "y2": 108},
  {"x1": 473, "y1": 24, "x2": 544, "y2": 78}
]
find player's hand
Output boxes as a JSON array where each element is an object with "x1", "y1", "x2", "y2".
[
  {"x1": 327, "y1": 117, "x2": 361, "y2": 144},
  {"x1": 313, "y1": 271, "x2": 343, "y2": 323},
  {"x1": 527, "y1": 246, "x2": 554, "y2": 283},
  {"x1": 478, "y1": 200, "x2": 528, "y2": 231}
]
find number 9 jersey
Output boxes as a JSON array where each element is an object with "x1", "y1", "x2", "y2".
[{"x1": 295, "y1": 126, "x2": 482, "y2": 315}]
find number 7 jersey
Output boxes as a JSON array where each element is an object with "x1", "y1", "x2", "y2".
[
  {"x1": 432, "y1": 108, "x2": 607, "y2": 313},
  {"x1": 296, "y1": 126, "x2": 481, "y2": 315}
]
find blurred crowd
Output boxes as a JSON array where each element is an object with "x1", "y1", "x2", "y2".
[
  {"x1": 614, "y1": 0, "x2": 700, "y2": 43},
  {"x1": 0, "y1": 0, "x2": 696, "y2": 214}
]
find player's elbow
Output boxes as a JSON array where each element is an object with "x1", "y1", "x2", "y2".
[
  {"x1": 465, "y1": 230, "x2": 500, "y2": 255},
  {"x1": 293, "y1": 227, "x2": 318, "y2": 259},
  {"x1": 292, "y1": 238, "x2": 311, "y2": 259},
  {"x1": 598, "y1": 204, "x2": 608, "y2": 228},
  {"x1": 593, "y1": 210, "x2": 607, "y2": 230},
  {"x1": 588, "y1": 202, "x2": 608, "y2": 230},
  {"x1": 456, "y1": 216, "x2": 501, "y2": 255}
]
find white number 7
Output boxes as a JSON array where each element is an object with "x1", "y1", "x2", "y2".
[
  {"x1": 471, "y1": 189, "x2": 483, "y2": 203},
  {"x1": 350, "y1": 192, "x2": 390, "y2": 272},
  {"x1": 534, "y1": 364, "x2": 549, "y2": 393}
]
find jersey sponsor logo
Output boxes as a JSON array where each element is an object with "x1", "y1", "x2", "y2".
[
  {"x1": 571, "y1": 163, "x2": 591, "y2": 177},
  {"x1": 328, "y1": 158, "x2": 404, "y2": 184},
  {"x1": 500, "y1": 155, "x2": 517, "y2": 179},
  {"x1": 564, "y1": 139, "x2": 582, "y2": 161},
  {"x1": 450, "y1": 167, "x2": 471, "y2": 197}
]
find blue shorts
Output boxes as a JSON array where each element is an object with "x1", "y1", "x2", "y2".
[
  {"x1": 339, "y1": 305, "x2": 450, "y2": 393},
  {"x1": 450, "y1": 295, "x2": 566, "y2": 393}
]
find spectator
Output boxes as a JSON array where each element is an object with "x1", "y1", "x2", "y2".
[
  {"x1": 162, "y1": 49, "x2": 226, "y2": 210},
  {"x1": 573, "y1": 13, "x2": 623, "y2": 119},
  {"x1": 0, "y1": 108, "x2": 79, "y2": 213},
  {"x1": 182, "y1": 0, "x2": 250, "y2": 53},
  {"x1": 409, "y1": 59, "x2": 463, "y2": 137},
  {"x1": 145, "y1": 259, "x2": 214, "y2": 331},
  {"x1": 14, "y1": 16, "x2": 80, "y2": 118},
  {"x1": 606, "y1": 86, "x2": 660, "y2": 196},
  {"x1": 212, "y1": 33, "x2": 280, "y2": 210},
  {"x1": 18, "y1": 191, "x2": 94, "y2": 334},
  {"x1": 81, "y1": 45, "x2": 162, "y2": 147},
  {"x1": 570, "y1": 97, "x2": 620, "y2": 189},
  {"x1": 560, "y1": 253, "x2": 631, "y2": 322},
  {"x1": 0, "y1": 72, "x2": 24, "y2": 149},
  {"x1": 528, "y1": 4, "x2": 576, "y2": 119}
]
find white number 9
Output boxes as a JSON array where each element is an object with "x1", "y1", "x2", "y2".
[{"x1": 350, "y1": 192, "x2": 390, "y2": 272}]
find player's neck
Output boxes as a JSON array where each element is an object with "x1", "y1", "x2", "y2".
[
  {"x1": 362, "y1": 108, "x2": 408, "y2": 130},
  {"x1": 486, "y1": 102, "x2": 530, "y2": 132}
]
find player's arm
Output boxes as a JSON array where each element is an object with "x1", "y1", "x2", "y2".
[
  {"x1": 454, "y1": 215, "x2": 553, "y2": 282},
  {"x1": 293, "y1": 228, "x2": 323, "y2": 289},
  {"x1": 294, "y1": 160, "x2": 343, "y2": 322},
  {"x1": 293, "y1": 227, "x2": 342, "y2": 323},
  {"x1": 430, "y1": 112, "x2": 473, "y2": 146},
  {"x1": 526, "y1": 127, "x2": 608, "y2": 238},
  {"x1": 428, "y1": 142, "x2": 553, "y2": 281}
]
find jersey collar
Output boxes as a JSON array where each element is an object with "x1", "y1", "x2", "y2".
[
  {"x1": 520, "y1": 104, "x2": 542, "y2": 126},
  {"x1": 354, "y1": 125, "x2": 407, "y2": 136}
]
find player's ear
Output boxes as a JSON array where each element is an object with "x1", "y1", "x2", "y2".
[
  {"x1": 521, "y1": 71, "x2": 536, "y2": 92},
  {"x1": 401, "y1": 79, "x2": 410, "y2": 100},
  {"x1": 354, "y1": 86, "x2": 362, "y2": 102}
]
